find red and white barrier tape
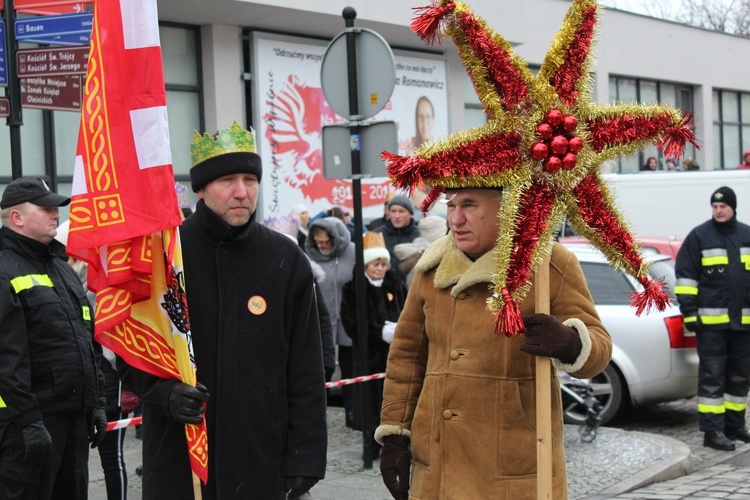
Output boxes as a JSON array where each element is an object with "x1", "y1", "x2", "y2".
[
  {"x1": 106, "y1": 373, "x2": 385, "y2": 431},
  {"x1": 325, "y1": 372, "x2": 385, "y2": 389},
  {"x1": 106, "y1": 416, "x2": 142, "y2": 431}
]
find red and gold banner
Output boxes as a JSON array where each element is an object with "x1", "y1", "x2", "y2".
[{"x1": 66, "y1": 0, "x2": 207, "y2": 484}]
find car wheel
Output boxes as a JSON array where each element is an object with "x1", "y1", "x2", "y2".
[{"x1": 561, "y1": 364, "x2": 626, "y2": 426}]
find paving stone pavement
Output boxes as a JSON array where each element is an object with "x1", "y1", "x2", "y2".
[{"x1": 88, "y1": 401, "x2": 750, "y2": 499}]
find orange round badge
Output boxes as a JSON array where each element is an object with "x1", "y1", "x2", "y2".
[{"x1": 248, "y1": 296, "x2": 267, "y2": 315}]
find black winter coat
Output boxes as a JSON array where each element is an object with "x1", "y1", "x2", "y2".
[
  {"x1": 340, "y1": 270, "x2": 408, "y2": 376},
  {"x1": 675, "y1": 217, "x2": 750, "y2": 331},
  {"x1": 0, "y1": 230, "x2": 104, "y2": 432},
  {"x1": 119, "y1": 201, "x2": 327, "y2": 500}
]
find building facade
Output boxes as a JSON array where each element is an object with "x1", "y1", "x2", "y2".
[{"x1": 1, "y1": 0, "x2": 749, "y2": 221}]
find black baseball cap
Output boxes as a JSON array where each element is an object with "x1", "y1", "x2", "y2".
[{"x1": 1, "y1": 177, "x2": 71, "y2": 209}]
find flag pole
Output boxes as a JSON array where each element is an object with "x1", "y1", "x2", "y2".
[
  {"x1": 535, "y1": 251, "x2": 553, "y2": 498},
  {"x1": 193, "y1": 472, "x2": 202, "y2": 499}
]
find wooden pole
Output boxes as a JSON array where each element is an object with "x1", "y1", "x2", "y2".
[
  {"x1": 193, "y1": 472, "x2": 202, "y2": 499},
  {"x1": 535, "y1": 251, "x2": 553, "y2": 499}
]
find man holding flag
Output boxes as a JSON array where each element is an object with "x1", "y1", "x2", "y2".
[
  {"x1": 66, "y1": 0, "x2": 326, "y2": 496},
  {"x1": 119, "y1": 122, "x2": 328, "y2": 499}
]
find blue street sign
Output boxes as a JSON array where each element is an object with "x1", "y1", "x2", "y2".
[
  {"x1": 15, "y1": 12, "x2": 92, "y2": 41},
  {"x1": 20, "y1": 33, "x2": 90, "y2": 46},
  {"x1": 0, "y1": 22, "x2": 7, "y2": 86}
]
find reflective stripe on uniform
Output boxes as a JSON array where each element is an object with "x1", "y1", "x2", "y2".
[
  {"x1": 10, "y1": 274, "x2": 54, "y2": 293},
  {"x1": 743, "y1": 308, "x2": 750, "y2": 325},
  {"x1": 0, "y1": 395, "x2": 5, "y2": 408},
  {"x1": 698, "y1": 308, "x2": 730, "y2": 325},
  {"x1": 683, "y1": 315, "x2": 697, "y2": 323},
  {"x1": 675, "y1": 278, "x2": 699, "y2": 296},
  {"x1": 725, "y1": 394, "x2": 748, "y2": 412},
  {"x1": 702, "y1": 248, "x2": 728, "y2": 266},
  {"x1": 698, "y1": 396, "x2": 725, "y2": 414},
  {"x1": 741, "y1": 247, "x2": 750, "y2": 270}
]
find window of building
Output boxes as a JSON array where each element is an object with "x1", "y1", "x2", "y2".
[
  {"x1": 161, "y1": 23, "x2": 203, "y2": 181},
  {"x1": 713, "y1": 89, "x2": 750, "y2": 169},
  {"x1": 608, "y1": 76, "x2": 696, "y2": 173}
]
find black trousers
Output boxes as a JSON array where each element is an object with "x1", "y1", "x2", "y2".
[
  {"x1": 697, "y1": 329, "x2": 750, "y2": 431},
  {"x1": 0, "y1": 410, "x2": 88, "y2": 500},
  {"x1": 96, "y1": 410, "x2": 128, "y2": 500}
]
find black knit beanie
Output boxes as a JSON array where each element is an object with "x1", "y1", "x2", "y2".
[
  {"x1": 710, "y1": 186, "x2": 737, "y2": 212},
  {"x1": 190, "y1": 152, "x2": 262, "y2": 192}
]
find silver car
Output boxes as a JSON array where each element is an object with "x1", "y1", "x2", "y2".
[{"x1": 560, "y1": 244, "x2": 698, "y2": 425}]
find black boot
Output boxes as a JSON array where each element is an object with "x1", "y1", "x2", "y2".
[
  {"x1": 704, "y1": 431, "x2": 736, "y2": 451},
  {"x1": 725, "y1": 427, "x2": 750, "y2": 443}
]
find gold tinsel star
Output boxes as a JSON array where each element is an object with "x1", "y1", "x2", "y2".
[{"x1": 382, "y1": 0, "x2": 699, "y2": 335}]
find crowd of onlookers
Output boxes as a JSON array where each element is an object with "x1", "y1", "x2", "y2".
[
  {"x1": 639, "y1": 150, "x2": 750, "y2": 172},
  {"x1": 280, "y1": 195, "x2": 447, "y2": 438}
]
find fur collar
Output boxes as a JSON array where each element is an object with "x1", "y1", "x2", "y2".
[{"x1": 415, "y1": 234, "x2": 495, "y2": 297}]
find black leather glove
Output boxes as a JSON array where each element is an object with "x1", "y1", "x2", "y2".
[
  {"x1": 684, "y1": 316, "x2": 703, "y2": 334},
  {"x1": 380, "y1": 435, "x2": 411, "y2": 500},
  {"x1": 520, "y1": 313, "x2": 582, "y2": 364},
  {"x1": 284, "y1": 476, "x2": 319, "y2": 499},
  {"x1": 325, "y1": 366, "x2": 335, "y2": 383},
  {"x1": 22, "y1": 420, "x2": 52, "y2": 463},
  {"x1": 87, "y1": 407, "x2": 108, "y2": 449},
  {"x1": 168, "y1": 382, "x2": 209, "y2": 424}
]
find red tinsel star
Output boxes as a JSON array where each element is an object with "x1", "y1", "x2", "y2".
[{"x1": 382, "y1": 0, "x2": 699, "y2": 335}]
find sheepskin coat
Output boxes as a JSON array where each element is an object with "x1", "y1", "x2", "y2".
[{"x1": 377, "y1": 236, "x2": 611, "y2": 499}]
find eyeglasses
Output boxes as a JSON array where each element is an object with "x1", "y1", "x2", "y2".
[{"x1": 314, "y1": 238, "x2": 332, "y2": 247}]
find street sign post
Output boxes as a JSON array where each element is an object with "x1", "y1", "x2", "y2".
[
  {"x1": 0, "y1": 22, "x2": 7, "y2": 85},
  {"x1": 15, "y1": 12, "x2": 92, "y2": 41},
  {"x1": 321, "y1": 27, "x2": 396, "y2": 120},
  {"x1": 20, "y1": 75, "x2": 81, "y2": 111},
  {"x1": 17, "y1": 46, "x2": 88, "y2": 77},
  {"x1": 320, "y1": 8, "x2": 397, "y2": 471}
]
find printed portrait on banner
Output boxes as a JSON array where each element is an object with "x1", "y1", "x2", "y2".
[{"x1": 254, "y1": 34, "x2": 449, "y2": 222}]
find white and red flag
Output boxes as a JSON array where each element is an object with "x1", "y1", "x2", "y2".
[{"x1": 66, "y1": 0, "x2": 208, "y2": 485}]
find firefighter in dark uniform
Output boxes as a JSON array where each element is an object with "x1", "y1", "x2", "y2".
[
  {"x1": 0, "y1": 177, "x2": 107, "y2": 498},
  {"x1": 676, "y1": 186, "x2": 750, "y2": 451}
]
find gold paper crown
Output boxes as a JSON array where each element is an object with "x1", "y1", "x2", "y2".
[
  {"x1": 363, "y1": 231, "x2": 386, "y2": 251},
  {"x1": 190, "y1": 120, "x2": 257, "y2": 167}
]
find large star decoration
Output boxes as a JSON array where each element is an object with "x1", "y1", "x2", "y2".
[{"x1": 382, "y1": 0, "x2": 699, "y2": 336}]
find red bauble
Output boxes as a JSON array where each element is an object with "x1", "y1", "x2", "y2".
[
  {"x1": 537, "y1": 123, "x2": 553, "y2": 141},
  {"x1": 568, "y1": 136, "x2": 584, "y2": 153},
  {"x1": 563, "y1": 115, "x2": 578, "y2": 133},
  {"x1": 530, "y1": 142, "x2": 549, "y2": 161},
  {"x1": 545, "y1": 156, "x2": 562, "y2": 173},
  {"x1": 550, "y1": 135, "x2": 569, "y2": 155},
  {"x1": 562, "y1": 152, "x2": 578, "y2": 170},
  {"x1": 546, "y1": 109, "x2": 563, "y2": 127}
]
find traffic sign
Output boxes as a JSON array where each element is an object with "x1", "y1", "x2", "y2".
[
  {"x1": 20, "y1": 32, "x2": 90, "y2": 46},
  {"x1": 15, "y1": 12, "x2": 92, "y2": 41},
  {"x1": 0, "y1": 22, "x2": 7, "y2": 86},
  {"x1": 0, "y1": 0, "x2": 89, "y2": 14},
  {"x1": 0, "y1": 97, "x2": 9, "y2": 117},
  {"x1": 21, "y1": 75, "x2": 81, "y2": 111},
  {"x1": 17, "y1": 46, "x2": 89, "y2": 78},
  {"x1": 322, "y1": 121, "x2": 397, "y2": 180},
  {"x1": 321, "y1": 28, "x2": 396, "y2": 120}
]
